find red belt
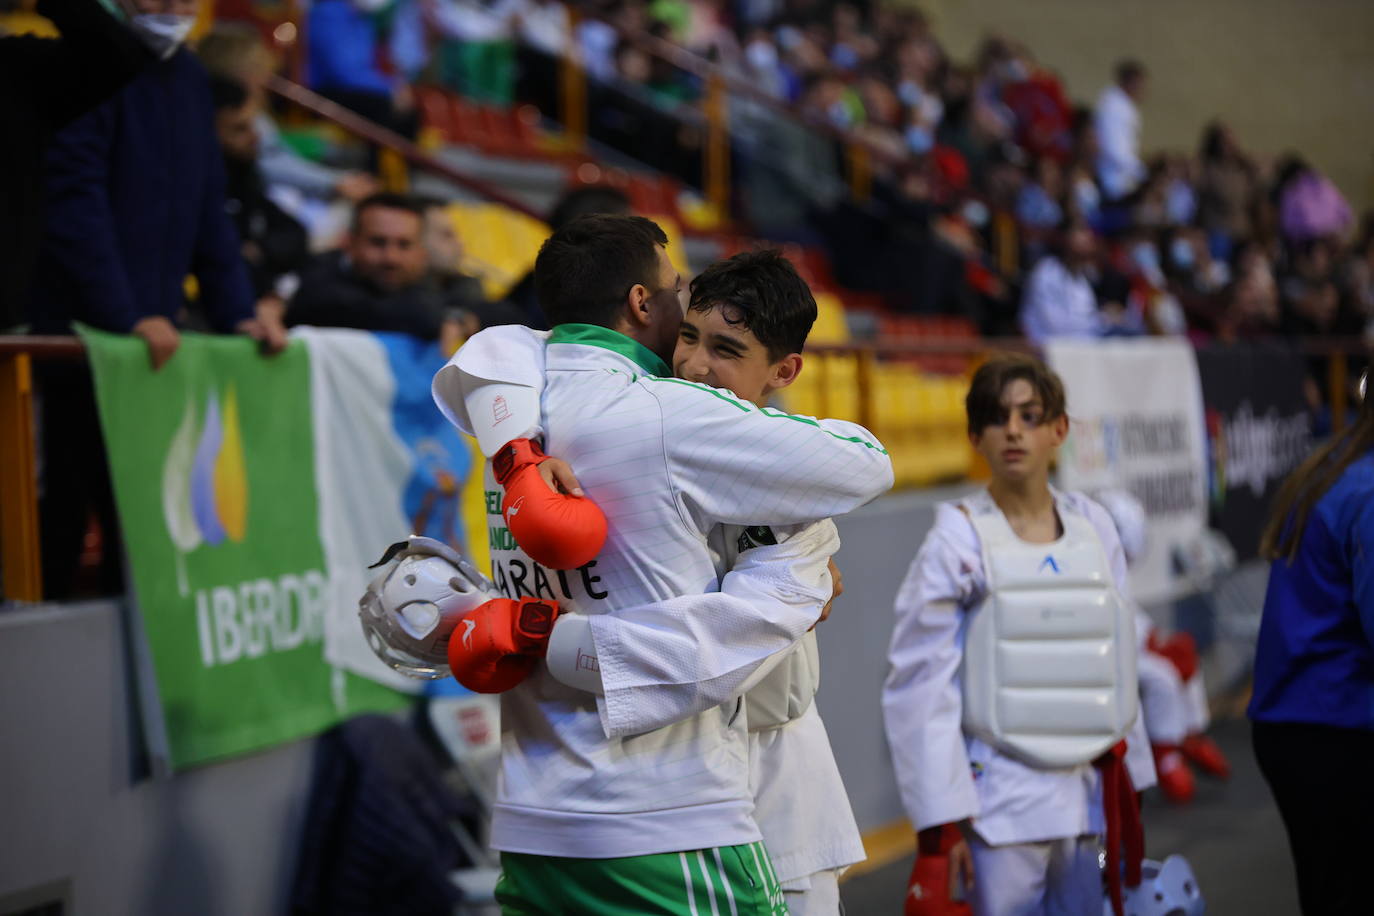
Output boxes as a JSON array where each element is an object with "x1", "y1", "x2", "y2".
[{"x1": 1095, "y1": 740, "x2": 1144, "y2": 916}]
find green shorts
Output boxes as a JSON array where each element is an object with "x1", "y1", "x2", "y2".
[{"x1": 495, "y1": 842, "x2": 790, "y2": 915}]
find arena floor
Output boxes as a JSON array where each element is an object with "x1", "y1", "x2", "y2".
[{"x1": 839, "y1": 716, "x2": 1300, "y2": 914}]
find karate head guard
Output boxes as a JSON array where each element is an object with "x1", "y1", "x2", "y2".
[
  {"x1": 1102, "y1": 855, "x2": 1204, "y2": 916},
  {"x1": 359, "y1": 536, "x2": 499, "y2": 679},
  {"x1": 1093, "y1": 488, "x2": 1148, "y2": 568}
]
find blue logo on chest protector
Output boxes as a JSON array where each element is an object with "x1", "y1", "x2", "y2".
[{"x1": 1039, "y1": 555, "x2": 1061, "y2": 574}]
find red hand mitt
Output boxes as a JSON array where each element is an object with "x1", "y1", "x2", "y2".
[
  {"x1": 447, "y1": 596, "x2": 560, "y2": 694},
  {"x1": 493, "y1": 438, "x2": 608, "y2": 570}
]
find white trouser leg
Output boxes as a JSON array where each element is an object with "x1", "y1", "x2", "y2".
[
  {"x1": 780, "y1": 869, "x2": 841, "y2": 916},
  {"x1": 1137, "y1": 651, "x2": 1189, "y2": 746},
  {"x1": 968, "y1": 834, "x2": 1052, "y2": 916},
  {"x1": 1042, "y1": 836, "x2": 1102, "y2": 916}
]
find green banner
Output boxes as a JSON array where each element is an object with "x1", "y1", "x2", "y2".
[{"x1": 82, "y1": 328, "x2": 405, "y2": 769}]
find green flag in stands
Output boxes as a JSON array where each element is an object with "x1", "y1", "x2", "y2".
[{"x1": 81, "y1": 328, "x2": 406, "y2": 771}]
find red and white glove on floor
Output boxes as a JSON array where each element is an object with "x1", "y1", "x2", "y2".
[
  {"x1": 447, "y1": 596, "x2": 560, "y2": 694},
  {"x1": 493, "y1": 438, "x2": 607, "y2": 570}
]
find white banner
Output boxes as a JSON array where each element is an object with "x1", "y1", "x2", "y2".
[{"x1": 1045, "y1": 339, "x2": 1208, "y2": 604}]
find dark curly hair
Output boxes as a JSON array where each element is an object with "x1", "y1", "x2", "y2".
[{"x1": 687, "y1": 249, "x2": 817, "y2": 361}]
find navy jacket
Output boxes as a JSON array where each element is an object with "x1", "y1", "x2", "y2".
[
  {"x1": 29, "y1": 48, "x2": 254, "y2": 334},
  {"x1": 1, "y1": 0, "x2": 148, "y2": 324}
]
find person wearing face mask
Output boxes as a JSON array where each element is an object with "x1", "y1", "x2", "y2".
[
  {"x1": 2, "y1": 0, "x2": 149, "y2": 327},
  {"x1": 28, "y1": 0, "x2": 287, "y2": 602},
  {"x1": 1019, "y1": 218, "x2": 1104, "y2": 343}
]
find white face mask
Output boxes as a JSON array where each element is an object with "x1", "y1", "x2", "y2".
[{"x1": 132, "y1": 13, "x2": 196, "y2": 59}]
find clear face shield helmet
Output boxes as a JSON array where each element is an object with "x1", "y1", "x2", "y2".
[{"x1": 358, "y1": 536, "x2": 499, "y2": 679}]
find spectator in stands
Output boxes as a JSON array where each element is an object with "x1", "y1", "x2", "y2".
[
  {"x1": 578, "y1": 0, "x2": 645, "y2": 83},
  {"x1": 306, "y1": 0, "x2": 418, "y2": 140},
  {"x1": 1019, "y1": 218, "x2": 1104, "y2": 342},
  {"x1": 742, "y1": 27, "x2": 787, "y2": 99},
  {"x1": 1016, "y1": 155, "x2": 1064, "y2": 231},
  {"x1": 1094, "y1": 59, "x2": 1147, "y2": 202},
  {"x1": 505, "y1": 184, "x2": 632, "y2": 328},
  {"x1": 2, "y1": 0, "x2": 147, "y2": 327},
  {"x1": 1196, "y1": 121, "x2": 1258, "y2": 256},
  {"x1": 30, "y1": 0, "x2": 285, "y2": 357},
  {"x1": 287, "y1": 192, "x2": 460, "y2": 342},
  {"x1": 210, "y1": 77, "x2": 309, "y2": 311},
  {"x1": 197, "y1": 23, "x2": 379, "y2": 246},
  {"x1": 1278, "y1": 161, "x2": 1354, "y2": 245},
  {"x1": 29, "y1": 0, "x2": 286, "y2": 600},
  {"x1": 415, "y1": 196, "x2": 522, "y2": 344},
  {"x1": 740, "y1": 70, "x2": 847, "y2": 239}
]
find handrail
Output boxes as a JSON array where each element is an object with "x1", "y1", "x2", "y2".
[
  {"x1": 0, "y1": 336, "x2": 87, "y2": 359},
  {"x1": 264, "y1": 75, "x2": 546, "y2": 222},
  {"x1": 1, "y1": 334, "x2": 1370, "y2": 359},
  {"x1": 1, "y1": 331, "x2": 1367, "y2": 602},
  {"x1": 589, "y1": 15, "x2": 911, "y2": 175}
]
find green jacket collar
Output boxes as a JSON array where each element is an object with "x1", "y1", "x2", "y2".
[{"x1": 547, "y1": 323, "x2": 671, "y2": 377}]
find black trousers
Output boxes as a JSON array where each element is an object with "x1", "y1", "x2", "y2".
[
  {"x1": 35, "y1": 362, "x2": 123, "y2": 600},
  {"x1": 1253, "y1": 720, "x2": 1374, "y2": 915}
]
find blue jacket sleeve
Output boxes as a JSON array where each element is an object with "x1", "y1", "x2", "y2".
[
  {"x1": 1354, "y1": 495, "x2": 1374, "y2": 648},
  {"x1": 192, "y1": 118, "x2": 256, "y2": 331},
  {"x1": 41, "y1": 103, "x2": 142, "y2": 332}
]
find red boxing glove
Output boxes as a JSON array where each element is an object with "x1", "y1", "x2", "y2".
[
  {"x1": 493, "y1": 438, "x2": 608, "y2": 570},
  {"x1": 906, "y1": 825, "x2": 972, "y2": 916},
  {"x1": 447, "y1": 596, "x2": 560, "y2": 694},
  {"x1": 905, "y1": 856, "x2": 972, "y2": 916}
]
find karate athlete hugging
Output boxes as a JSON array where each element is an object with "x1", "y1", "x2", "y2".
[
  {"x1": 882, "y1": 354, "x2": 1156, "y2": 916},
  {"x1": 433, "y1": 218, "x2": 892, "y2": 915}
]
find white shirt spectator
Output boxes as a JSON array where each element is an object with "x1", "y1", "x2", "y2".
[
  {"x1": 1020, "y1": 255, "x2": 1102, "y2": 343},
  {"x1": 577, "y1": 17, "x2": 618, "y2": 81},
  {"x1": 1094, "y1": 83, "x2": 1144, "y2": 200},
  {"x1": 516, "y1": 0, "x2": 570, "y2": 55}
]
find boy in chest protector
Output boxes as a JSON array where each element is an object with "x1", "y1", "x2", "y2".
[{"x1": 883, "y1": 354, "x2": 1156, "y2": 916}]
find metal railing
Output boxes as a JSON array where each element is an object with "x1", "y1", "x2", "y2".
[
  {"x1": 265, "y1": 75, "x2": 544, "y2": 221},
  {"x1": 3, "y1": 333, "x2": 1367, "y2": 602}
]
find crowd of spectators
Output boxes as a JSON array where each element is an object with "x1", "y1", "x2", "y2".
[
  {"x1": 5, "y1": 0, "x2": 1371, "y2": 599},
  {"x1": 301, "y1": 0, "x2": 1369, "y2": 356}
]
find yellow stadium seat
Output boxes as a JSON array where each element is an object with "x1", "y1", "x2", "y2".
[{"x1": 810, "y1": 293, "x2": 851, "y2": 346}]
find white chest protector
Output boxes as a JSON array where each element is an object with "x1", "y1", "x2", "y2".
[
  {"x1": 746, "y1": 629, "x2": 820, "y2": 731},
  {"x1": 961, "y1": 499, "x2": 1138, "y2": 769},
  {"x1": 727, "y1": 524, "x2": 823, "y2": 732}
]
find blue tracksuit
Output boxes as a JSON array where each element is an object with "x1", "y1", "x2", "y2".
[{"x1": 1249, "y1": 450, "x2": 1374, "y2": 730}]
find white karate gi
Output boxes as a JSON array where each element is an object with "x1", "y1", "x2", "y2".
[
  {"x1": 435, "y1": 324, "x2": 893, "y2": 860},
  {"x1": 882, "y1": 489, "x2": 1156, "y2": 916}
]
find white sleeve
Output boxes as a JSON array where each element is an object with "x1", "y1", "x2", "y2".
[
  {"x1": 431, "y1": 325, "x2": 549, "y2": 456},
  {"x1": 1082, "y1": 495, "x2": 1159, "y2": 789},
  {"x1": 648, "y1": 379, "x2": 894, "y2": 528},
  {"x1": 587, "y1": 520, "x2": 840, "y2": 738},
  {"x1": 882, "y1": 508, "x2": 981, "y2": 832}
]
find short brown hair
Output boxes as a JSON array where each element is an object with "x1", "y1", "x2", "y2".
[{"x1": 965, "y1": 353, "x2": 1067, "y2": 435}]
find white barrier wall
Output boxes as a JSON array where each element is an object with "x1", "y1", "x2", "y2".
[{"x1": 0, "y1": 485, "x2": 1265, "y2": 912}]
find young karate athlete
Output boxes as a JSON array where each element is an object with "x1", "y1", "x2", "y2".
[
  {"x1": 432, "y1": 217, "x2": 892, "y2": 915},
  {"x1": 882, "y1": 354, "x2": 1156, "y2": 916},
  {"x1": 661, "y1": 251, "x2": 868, "y2": 914}
]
